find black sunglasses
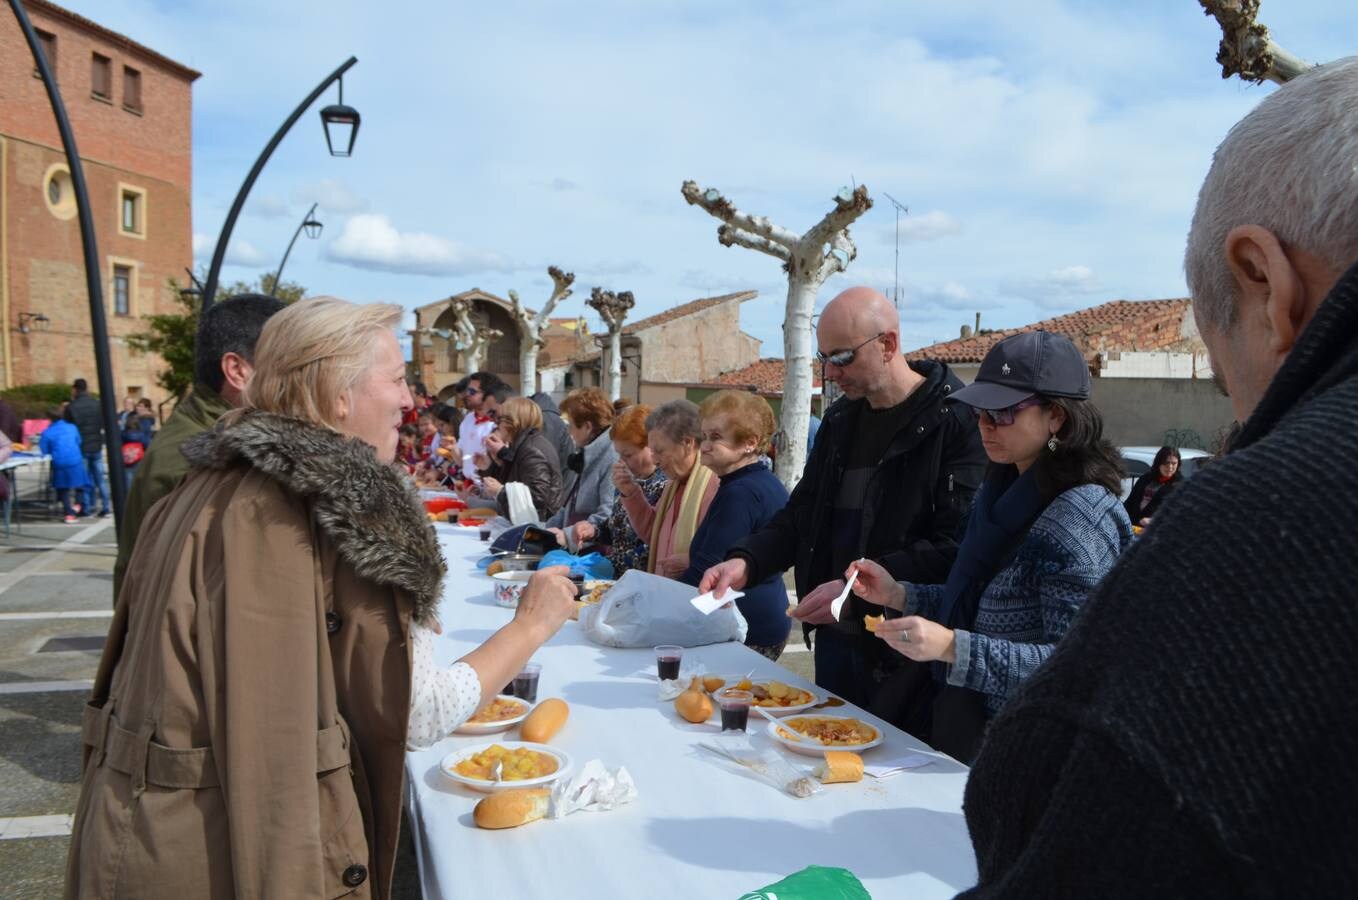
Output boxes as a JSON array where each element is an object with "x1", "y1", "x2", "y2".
[{"x1": 816, "y1": 332, "x2": 885, "y2": 368}]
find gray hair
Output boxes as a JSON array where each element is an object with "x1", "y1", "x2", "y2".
[
  {"x1": 645, "y1": 399, "x2": 701, "y2": 444},
  {"x1": 1184, "y1": 55, "x2": 1358, "y2": 332}
]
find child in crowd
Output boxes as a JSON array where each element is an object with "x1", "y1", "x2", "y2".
[
  {"x1": 38, "y1": 405, "x2": 92, "y2": 523},
  {"x1": 397, "y1": 424, "x2": 422, "y2": 472}
]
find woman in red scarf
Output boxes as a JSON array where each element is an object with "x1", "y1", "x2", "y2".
[{"x1": 1123, "y1": 446, "x2": 1182, "y2": 526}]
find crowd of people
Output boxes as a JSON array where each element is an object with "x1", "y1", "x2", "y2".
[{"x1": 59, "y1": 57, "x2": 1358, "y2": 896}]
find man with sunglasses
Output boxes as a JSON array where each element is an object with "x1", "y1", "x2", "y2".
[
  {"x1": 701, "y1": 287, "x2": 987, "y2": 716},
  {"x1": 457, "y1": 372, "x2": 505, "y2": 483}
]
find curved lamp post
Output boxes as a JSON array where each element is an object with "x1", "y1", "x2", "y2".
[
  {"x1": 269, "y1": 203, "x2": 322, "y2": 296},
  {"x1": 8, "y1": 0, "x2": 128, "y2": 527},
  {"x1": 202, "y1": 57, "x2": 358, "y2": 312}
]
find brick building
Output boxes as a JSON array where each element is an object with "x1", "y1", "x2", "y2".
[{"x1": 0, "y1": 0, "x2": 198, "y2": 396}]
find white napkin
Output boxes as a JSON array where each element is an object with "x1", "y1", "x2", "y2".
[
  {"x1": 691, "y1": 588, "x2": 745, "y2": 615},
  {"x1": 863, "y1": 752, "x2": 936, "y2": 779},
  {"x1": 549, "y1": 760, "x2": 638, "y2": 817}
]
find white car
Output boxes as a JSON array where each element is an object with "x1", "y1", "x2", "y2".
[{"x1": 1118, "y1": 446, "x2": 1212, "y2": 502}]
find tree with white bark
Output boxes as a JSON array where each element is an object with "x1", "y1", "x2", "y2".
[
  {"x1": 1199, "y1": 0, "x2": 1312, "y2": 84},
  {"x1": 447, "y1": 296, "x2": 502, "y2": 375},
  {"x1": 681, "y1": 180, "x2": 872, "y2": 488},
  {"x1": 509, "y1": 265, "x2": 575, "y2": 394},
  {"x1": 587, "y1": 287, "x2": 635, "y2": 401}
]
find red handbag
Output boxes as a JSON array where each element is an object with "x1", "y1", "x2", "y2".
[{"x1": 122, "y1": 442, "x2": 145, "y2": 466}]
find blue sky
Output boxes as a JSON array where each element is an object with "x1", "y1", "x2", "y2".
[{"x1": 63, "y1": 0, "x2": 1353, "y2": 356}]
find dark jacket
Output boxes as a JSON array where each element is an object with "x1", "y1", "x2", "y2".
[
  {"x1": 0, "y1": 398, "x2": 21, "y2": 443},
  {"x1": 67, "y1": 391, "x2": 104, "y2": 455},
  {"x1": 121, "y1": 415, "x2": 156, "y2": 451},
  {"x1": 731, "y1": 361, "x2": 987, "y2": 622},
  {"x1": 491, "y1": 427, "x2": 563, "y2": 522},
  {"x1": 531, "y1": 392, "x2": 576, "y2": 471},
  {"x1": 961, "y1": 259, "x2": 1358, "y2": 897},
  {"x1": 1122, "y1": 470, "x2": 1180, "y2": 522},
  {"x1": 681, "y1": 462, "x2": 791, "y2": 648}
]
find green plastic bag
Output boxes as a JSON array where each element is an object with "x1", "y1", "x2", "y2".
[{"x1": 739, "y1": 865, "x2": 872, "y2": 899}]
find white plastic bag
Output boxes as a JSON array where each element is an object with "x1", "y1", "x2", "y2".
[
  {"x1": 578, "y1": 569, "x2": 747, "y2": 648},
  {"x1": 503, "y1": 482, "x2": 540, "y2": 526}
]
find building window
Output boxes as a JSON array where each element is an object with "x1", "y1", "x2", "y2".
[
  {"x1": 34, "y1": 30, "x2": 56, "y2": 78},
  {"x1": 113, "y1": 266, "x2": 131, "y2": 316},
  {"x1": 43, "y1": 164, "x2": 77, "y2": 220},
  {"x1": 118, "y1": 185, "x2": 146, "y2": 238},
  {"x1": 91, "y1": 53, "x2": 112, "y2": 101},
  {"x1": 122, "y1": 66, "x2": 142, "y2": 113}
]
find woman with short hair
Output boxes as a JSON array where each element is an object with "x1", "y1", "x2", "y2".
[
  {"x1": 472, "y1": 396, "x2": 562, "y2": 523},
  {"x1": 851, "y1": 330, "x2": 1132, "y2": 763},
  {"x1": 1123, "y1": 446, "x2": 1182, "y2": 526},
  {"x1": 600, "y1": 404, "x2": 667, "y2": 575},
  {"x1": 547, "y1": 388, "x2": 619, "y2": 549},
  {"x1": 680, "y1": 390, "x2": 791, "y2": 659},
  {"x1": 620, "y1": 400, "x2": 719, "y2": 578},
  {"x1": 66, "y1": 298, "x2": 577, "y2": 898}
]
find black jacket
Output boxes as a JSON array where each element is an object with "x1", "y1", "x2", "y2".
[
  {"x1": 731, "y1": 360, "x2": 987, "y2": 621},
  {"x1": 491, "y1": 427, "x2": 563, "y2": 522},
  {"x1": 1122, "y1": 470, "x2": 1180, "y2": 523},
  {"x1": 531, "y1": 392, "x2": 576, "y2": 470},
  {"x1": 962, "y1": 259, "x2": 1358, "y2": 896},
  {"x1": 67, "y1": 392, "x2": 104, "y2": 455}
]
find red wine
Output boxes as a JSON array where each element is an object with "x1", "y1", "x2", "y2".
[
  {"x1": 720, "y1": 705, "x2": 750, "y2": 732},
  {"x1": 657, "y1": 656, "x2": 681, "y2": 681},
  {"x1": 513, "y1": 671, "x2": 540, "y2": 703}
]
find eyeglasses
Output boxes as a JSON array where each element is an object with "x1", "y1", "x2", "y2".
[
  {"x1": 816, "y1": 332, "x2": 885, "y2": 368},
  {"x1": 978, "y1": 397, "x2": 1045, "y2": 426},
  {"x1": 464, "y1": 387, "x2": 481, "y2": 397}
]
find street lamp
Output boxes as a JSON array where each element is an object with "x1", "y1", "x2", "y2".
[
  {"x1": 201, "y1": 57, "x2": 359, "y2": 312},
  {"x1": 270, "y1": 202, "x2": 323, "y2": 296}
]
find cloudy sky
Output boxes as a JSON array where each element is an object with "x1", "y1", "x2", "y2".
[{"x1": 64, "y1": 0, "x2": 1350, "y2": 356}]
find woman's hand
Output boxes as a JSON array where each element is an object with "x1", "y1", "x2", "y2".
[
  {"x1": 611, "y1": 460, "x2": 635, "y2": 496},
  {"x1": 789, "y1": 579, "x2": 845, "y2": 624},
  {"x1": 874, "y1": 616, "x2": 956, "y2": 664},
  {"x1": 848, "y1": 559, "x2": 907, "y2": 611},
  {"x1": 570, "y1": 521, "x2": 597, "y2": 546},
  {"x1": 513, "y1": 565, "x2": 578, "y2": 642},
  {"x1": 548, "y1": 527, "x2": 567, "y2": 547},
  {"x1": 484, "y1": 432, "x2": 506, "y2": 457},
  {"x1": 482, "y1": 476, "x2": 503, "y2": 497}
]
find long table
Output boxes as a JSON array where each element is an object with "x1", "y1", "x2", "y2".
[{"x1": 406, "y1": 528, "x2": 977, "y2": 899}]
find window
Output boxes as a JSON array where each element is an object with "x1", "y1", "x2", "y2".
[
  {"x1": 113, "y1": 266, "x2": 131, "y2": 316},
  {"x1": 34, "y1": 30, "x2": 57, "y2": 78},
  {"x1": 43, "y1": 165, "x2": 76, "y2": 220},
  {"x1": 122, "y1": 66, "x2": 142, "y2": 113},
  {"x1": 91, "y1": 53, "x2": 111, "y2": 100},
  {"x1": 121, "y1": 191, "x2": 140, "y2": 234}
]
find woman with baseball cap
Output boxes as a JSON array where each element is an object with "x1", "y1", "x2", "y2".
[{"x1": 848, "y1": 330, "x2": 1132, "y2": 762}]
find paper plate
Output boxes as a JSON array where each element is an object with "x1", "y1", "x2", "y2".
[
  {"x1": 765, "y1": 715, "x2": 883, "y2": 757},
  {"x1": 700, "y1": 676, "x2": 820, "y2": 717},
  {"x1": 453, "y1": 695, "x2": 533, "y2": 735},
  {"x1": 440, "y1": 741, "x2": 573, "y2": 793}
]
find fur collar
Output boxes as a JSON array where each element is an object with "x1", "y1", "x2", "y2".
[{"x1": 181, "y1": 410, "x2": 445, "y2": 624}]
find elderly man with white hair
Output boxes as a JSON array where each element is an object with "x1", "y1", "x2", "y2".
[{"x1": 959, "y1": 58, "x2": 1358, "y2": 896}]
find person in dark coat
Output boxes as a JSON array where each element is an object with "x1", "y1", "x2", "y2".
[
  {"x1": 701, "y1": 287, "x2": 988, "y2": 715},
  {"x1": 961, "y1": 57, "x2": 1358, "y2": 896},
  {"x1": 1122, "y1": 445, "x2": 1182, "y2": 525},
  {"x1": 468, "y1": 397, "x2": 562, "y2": 522},
  {"x1": 680, "y1": 390, "x2": 790, "y2": 660},
  {"x1": 0, "y1": 396, "x2": 23, "y2": 444},
  {"x1": 532, "y1": 391, "x2": 576, "y2": 470},
  {"x1": 66, "y1": 378, "x2": 110, "y2": 516}
]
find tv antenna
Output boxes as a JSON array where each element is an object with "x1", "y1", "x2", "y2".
[{"x1": 882, "y1": 192, "x2": 909, "y2": 314}]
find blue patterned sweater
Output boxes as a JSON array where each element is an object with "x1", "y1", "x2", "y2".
[{"x1": 904, "y1": 483, "x2": 1132, "y2": 717}]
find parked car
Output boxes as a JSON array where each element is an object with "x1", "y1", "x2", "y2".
[{"x1": 1118, "y1": 446, "x2": 1211, "y2": 502}]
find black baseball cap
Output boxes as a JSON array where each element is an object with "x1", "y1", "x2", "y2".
[{"x1": 949, "y1": 330, "x2": 1091, "y2": 410}]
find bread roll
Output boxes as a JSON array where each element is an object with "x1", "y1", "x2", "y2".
[
  {"x1": 820, "y1": 750, "x2": 864, "y2": 784},
  {"x1": 473, "y1": 788, "x2": 551, "y2": 829},
  {"x1": 521, "y1": 698, "x2": 569, "y2": 743}
]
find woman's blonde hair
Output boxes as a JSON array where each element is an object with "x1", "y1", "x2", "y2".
[
  {"x1": 698, "y1": 389, "x2": 776, "y2": 454},
  {"x1": 244, "y1": 298, "x2": 404, "y2": 430},
  {"x1": 496, "y1": 396, "x2": 543, "y2": 441}
]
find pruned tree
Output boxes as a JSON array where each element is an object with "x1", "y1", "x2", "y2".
[
  {"x1": 448, "y1": 296, "x2": 502, "y2": 375},
  {"x1": 587, "y1": 287, "x2": 635, "y2": 401},
  {"x1": 682, "y1": 180, "x2": 873, "y2": 488},
  {"x1": 1200, "y1": 0, "x2": 1312, "y2": 84},
  {"x1": 509, "y1": 265, "x2": 575, "y2": 394}
]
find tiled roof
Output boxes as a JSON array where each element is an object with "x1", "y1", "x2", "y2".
[
  {"x1": 623, "y1": 290, "x2": 757, "y2": 334},
  {"x1": 714, "y1": 358, "x2": 823, "y2": 395},
  {"x1": 904, "y1": 299, "x2": 1193, "y2": 364}
]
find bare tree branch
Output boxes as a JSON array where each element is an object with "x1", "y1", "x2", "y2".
[
  {"x1": 1200, "y1": 0, "x2": 1313, "y2": 84},
  {"x1": 448, "y1": 297, "x2": 502, "y2": 373},
  {"x1": 718, "y1": 225, "x2": 793, "y2": 262},
  {"x1": 821, "y1": 229, "x2": 859, "y2": 278},
  {"x1": 681, "y1": 181, "x2": 801, "y2": 249},
  {"x1": 804, "y1": 185, "x2": 875, "y2": 249},
  {"x1": 587, "y1": 287, "x2": 635, "y2": 401}
]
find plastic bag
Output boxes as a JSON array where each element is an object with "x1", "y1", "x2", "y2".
[
  {"x1": 578, "y1": 569, "x2": 746, "y2": 648},
  {"x1": 739, "y1": 866, "x2": 871, "y2": 900},
  {"x1": 539, "y1": 550, "x2": 615, "y2": 580}
]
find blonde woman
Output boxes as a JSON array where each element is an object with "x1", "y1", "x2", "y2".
[
  {"x1": 66, "y1": 298, "x2": 576, "y2": 899},
  {"x1": 468, "y1": 396, "x2": 562, "y2": 522}
]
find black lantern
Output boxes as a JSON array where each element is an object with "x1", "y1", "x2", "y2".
[
  {"x1": 302, "y1": 212, "x2": 323, "y2": 240},
  {"x1": 320, "y1": 76, "x2": 360, "y2": 157}
]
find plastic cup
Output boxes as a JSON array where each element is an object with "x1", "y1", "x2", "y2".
[
  {"x1": 717, "y1": 689, "x2": 753, "y2": 733},
  {"x1": 513, "y1": 662, "x2": 542, "y2": 703},
  {"x1": 654, "y1": 645, "x2": 683, "y2": 681}
]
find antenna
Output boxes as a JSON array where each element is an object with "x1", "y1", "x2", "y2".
[{"x1": 882, "y1": 192, "x2": 909, "y2": 315}]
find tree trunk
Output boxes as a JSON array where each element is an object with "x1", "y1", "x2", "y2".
[
  {"x1": 520, "y1": 330, "x2": 540, "y2": 395},
  {"x1": 775, "y1": 271, "x2": 816, "y2": 488},
  {"x1": 606, "y1": 329, "x2": 623, "y2": 401}
]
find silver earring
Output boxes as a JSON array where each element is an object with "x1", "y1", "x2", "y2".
[{"x1": 1047, "y1": 435, "x2": 1059, "y2": 452}]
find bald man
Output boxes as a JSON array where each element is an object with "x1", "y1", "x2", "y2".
[{"x1": 701, "y1": 287, "x2": 987, "y2": 719}]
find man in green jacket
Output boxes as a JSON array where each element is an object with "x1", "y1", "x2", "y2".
[{"x1": 114, "y1": 294, "x2": 286, "y2": 598}]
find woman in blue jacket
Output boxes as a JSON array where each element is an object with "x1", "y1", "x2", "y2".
[
  {"x1": 39, "y1": 405, "x2": 92, "y2": 522},
  {"x1": 681, "y1": 390, "x2": 790, "y2": 660}
]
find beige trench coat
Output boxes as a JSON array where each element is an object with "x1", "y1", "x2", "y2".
[{"x1": 65, "y1": 412, "x2": 445, "y2": 899}]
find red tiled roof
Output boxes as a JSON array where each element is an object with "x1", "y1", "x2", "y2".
[
  {"x1": 714, "y1": 358, "x2": 823, "y2": 395},
  {"x1": 904, "y1": 299, "x2": 1193, "y2": 364},
  {"x1": 623, "y1": 290, "x2": 757, "y2": 334}
]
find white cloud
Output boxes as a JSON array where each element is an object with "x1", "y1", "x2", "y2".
[
  {"x1": 293, "y1": 179, "x2": 369, "y2": 215},
  {"x1": 246, "y1": 195, "x2": 293, "y2": 220},
  {"x1": 547, "y1": 177, "x2": 579, "y2": 192},
  {"x1": 191, "y1": 233, "x2": 271, "y2": 268},
  {"x1": 1004, "y1": 265, "x2": 1105, "y2": 309},
  {"x1": 882, "y1": 210, "x2": 964, "y2": 243},
  {"x1": 325, "y1": 214, "x2": 518, "y2": 277}
]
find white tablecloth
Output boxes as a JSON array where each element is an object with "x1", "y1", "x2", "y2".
[{"x1": 406, "y1": 528, "x2": 977, "y2": 899}]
